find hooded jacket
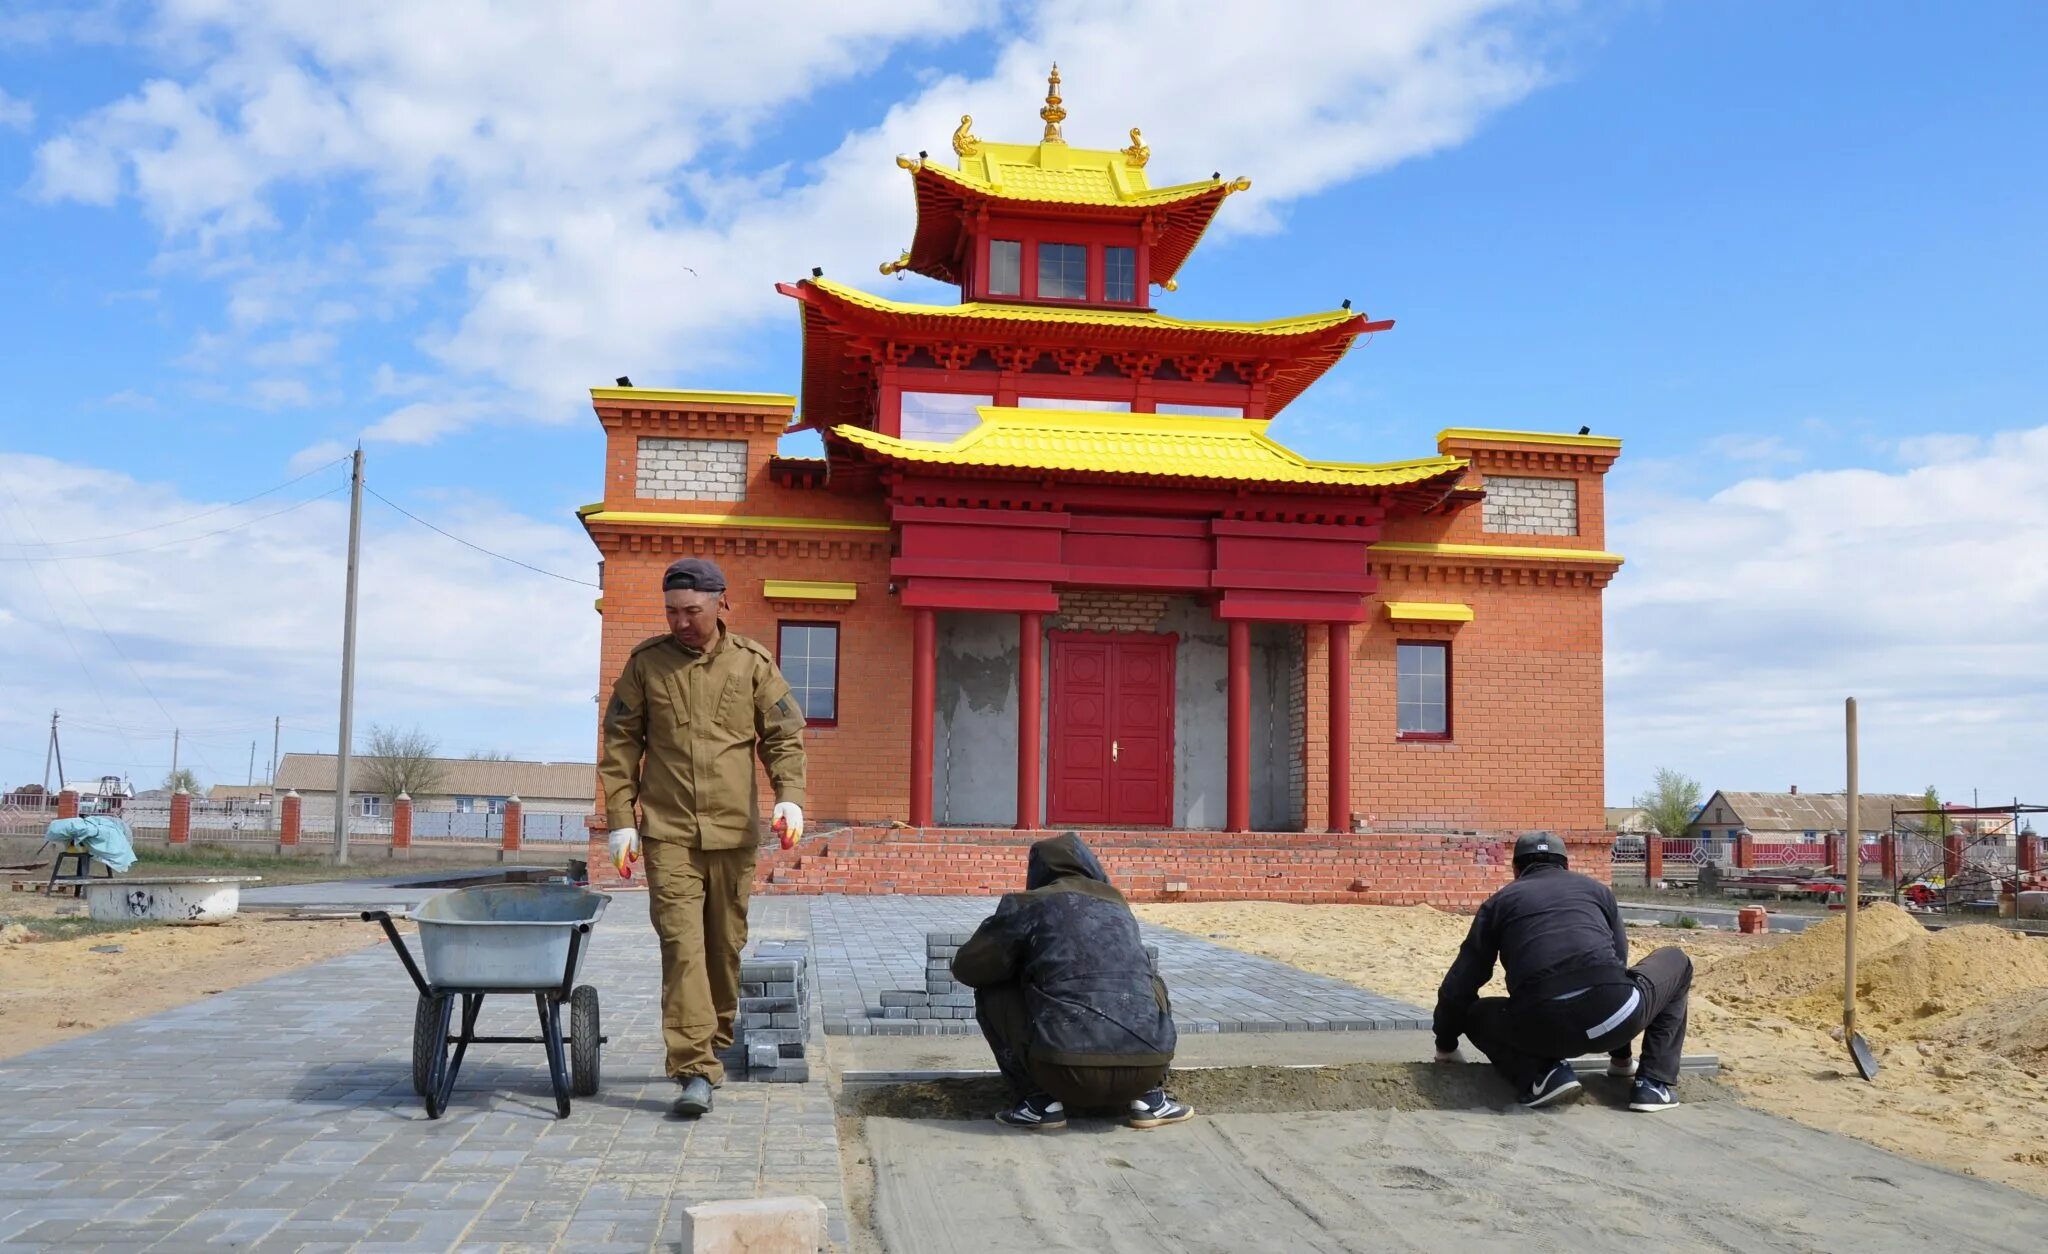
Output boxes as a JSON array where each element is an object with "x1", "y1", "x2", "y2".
[
  {"x1": 1431, "y1": 862, "x2": 1631, "y2": 1052},
  {"x1": 950, "y1": 833, "x2": 1177, "y2": 1068}
]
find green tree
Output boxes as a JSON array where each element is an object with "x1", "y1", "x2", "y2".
[
  {"x1": 1922, "y1": 786, "x2": 1952, "y2": 837},
  {"x1": 1634, "y1": 768, "x2": 1703, "y2": 839},
  {"x1": 164, "y1": 767, "x2": 201, "y2": 795}
]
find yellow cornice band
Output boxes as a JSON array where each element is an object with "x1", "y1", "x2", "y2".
[
  {"x1": 764, "y1": 580, "x2": 859, "y2": 602},
  {"x1": 1371, "y1": 541, "x2": 1624, "y2": 565},
  {"x1": 590, "y1": 387, "x2": 797, "y2": 408},
  {"x1": 1383, "y1": 602, "x2": 1475, "y2": 623},
  {"x1": 581, "y1": 510, "x2": 890, "y2": 533},
  {"x1": 1436, "y1": 427, "x2": 1622, "y2": 450}
]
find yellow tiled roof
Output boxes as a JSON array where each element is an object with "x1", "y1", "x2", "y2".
[
  {"x1": 833, "y1": 408, "x2": 1466, "y2": 487},
  {"x1": 810, "y1": 277, "x2": 1353, "y2": 337},
  {"x1": 910, "y1": 141, "x2": 1240, "y2": 209}
]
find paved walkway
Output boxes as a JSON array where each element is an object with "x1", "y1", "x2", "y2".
[
  {"x1": 0, "y1": 894, "x2": 843, "y2": 1253},
  {"x1": 806, "y1": 896, "x2": 1428, "y2": 1036}
]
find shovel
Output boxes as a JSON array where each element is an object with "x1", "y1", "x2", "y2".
[{"x1": 1843, "y1": 698, "x2": 1879, "y2": 1080}]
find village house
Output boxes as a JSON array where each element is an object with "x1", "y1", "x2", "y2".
[
  {"x1": 1687, "y1": 788, "x2": 1930, "y2": 846},
  {"x1": 577, "y1": 73, "x2": 1624, "y2": 902},
  {"x1": 273, "y1": 753, "x2": 595, "y2": 832}
]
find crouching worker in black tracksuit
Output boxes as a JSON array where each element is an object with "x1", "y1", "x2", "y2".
[
  {"x1": 951, "y1": 833, "x2": 1193, "y2": 1130},
  {"x1": 1433, "y1": 832, "x2": 1693, "y2": 1112}
]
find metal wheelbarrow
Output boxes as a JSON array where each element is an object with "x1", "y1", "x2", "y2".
[{"x1": 363, "y1": 884, "x2": 610, "y2": 1119}]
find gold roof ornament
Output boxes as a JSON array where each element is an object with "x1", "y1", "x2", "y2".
[
  {"x1": 951, "y1": 114, "x2": 980, "y2": 158},
  {"x1": 879, "y1": 249, "x2": 913, "y2": 276},
  {"x1": 1040, "y1": 63, "x2": 1066, "y2": 144},
  {"x1": 1121, "y1": 127, "x2": 1149, "y2": 169}
]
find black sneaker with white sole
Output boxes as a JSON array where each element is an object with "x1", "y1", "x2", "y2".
[
  {"x1": 1520, "y1": 1062, "x2": 1583, "y2": 1108},
  {"x1": 1628, "y1": 1079, "x2": 1679, "y2": 1112},
  {"x1": 995, "y1": 1094, "x2": 1067, "y2": 1130},
  {"x1": 1128, "y1": 1089, "x2": 1194, "y2": 1129}
]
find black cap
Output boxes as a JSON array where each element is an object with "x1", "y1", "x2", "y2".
[
  {"x1": 1512, "y1": 831, "x2": 1568, "y2": 873},
  {"x1": 662, "y1": 557, "x2": 728, "y2": 593}
]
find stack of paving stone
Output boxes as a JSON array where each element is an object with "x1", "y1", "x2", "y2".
[
  {"x1": 717, "y1": 938, "x2": 811, "y2": 1082},
  {"x1": 875, "y1": 931, "x2": 1158, "y2": 1022}
]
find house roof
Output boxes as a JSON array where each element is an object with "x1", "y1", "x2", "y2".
[
  {"x1": 833, "y1": 408, "x2": 1467, "y2": 491},
  {"x1": 1606, "y1": 806, "x2": 1653, "y2": 832},
  {"x1": 274, "y1": 754, "x2": 595, "y2": 802},
  {"x1": 1699, "y1": 790, "x2": 1932, "y2": 833}
]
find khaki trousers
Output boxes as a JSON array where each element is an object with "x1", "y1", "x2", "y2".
[{"x1": 644, "y1": 838, "x2": 756, "y2": 1083}]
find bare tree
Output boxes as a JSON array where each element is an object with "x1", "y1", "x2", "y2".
[
  {"x1": 361, "y1": 724, "x2": 446, "y2": 799},
  {"x1": 1633, "y1": 767, "x2": 1703, "y2": 839},
  {"x1": 466, "y1": 750, "x2": 514, "y2": 761}
]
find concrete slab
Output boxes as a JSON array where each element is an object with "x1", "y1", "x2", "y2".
[
  {"x1": 237, "y1": 865, "x2": 571, "y2": 912},
  {"x1": 861, "y1": 1103, "x2": 2048, "y2": 1253}
]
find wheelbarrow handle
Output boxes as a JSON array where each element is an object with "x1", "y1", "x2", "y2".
[{"x1": 362, "y1": 910, "x2": 432, "y2": 998}]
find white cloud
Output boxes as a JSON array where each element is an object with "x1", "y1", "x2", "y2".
[
  {"x1": 33, "y1": 1, "x2": 1559, "y2": 443},
  {"x1": 1893, "y1": 432, "x2": 1981, "y2": 465},
  {"x1": 1607, "y1": 425, "x2": 2048, "y2": 805},
  {"x1": 1705, "y1": 433, "x2": 1804, "y2": 465},
  {"x1": 0, "y1": 87, "x2": 32, "y2": 131},
  {"x1": 0, "y1": 453, "x2": 600, "y2": 789},
  {"x1": 248, "y1": 376, "x2": 315, "y2": 408}
]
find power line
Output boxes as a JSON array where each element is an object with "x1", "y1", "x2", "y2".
[
  {"x1": 363, "y1": 484, "x2": 599, "y2": 588},
  {"x1": 0, "y1": 483, "x2": 347, "y2": 562},
  {"x1": 0, "y1": 455, "x2": 351, "y2": 548}
]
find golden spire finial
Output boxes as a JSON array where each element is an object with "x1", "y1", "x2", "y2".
[
  {"x1": 951, "y1": 114, "x2": 980, "y2": 158},
  {"x1": 1039, "y1": 62, "x2": 1066, "y2": 144},
  {"x1": 1121, "y1": 126, "x2": 1149, "y2": 169}
]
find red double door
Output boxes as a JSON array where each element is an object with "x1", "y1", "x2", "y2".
[{"x1": 1047, "y1": 633, "x2": 1175, "y2": 827}]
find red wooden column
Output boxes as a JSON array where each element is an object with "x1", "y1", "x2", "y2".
[
  {"x1": 1327, "y1": 621, "x2": 1352, "y2": 834},
  {"x1": 1016, "y1": 611, "x2": 1043, "y2": 830},
  {"x1": 910, "y1": 609, "x2": 937, "y2": 828},
  {"x1": 1227, "y1": 619, "x2": 1251, "y2": 833}
]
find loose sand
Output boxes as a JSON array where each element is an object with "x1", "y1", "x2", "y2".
[
  {"x1": 0, "y1": 892, "x2": 385, "y2": 1060},
  {"x1": 1138, "y1": 900, "x2": 2048, "y2": 1198}
]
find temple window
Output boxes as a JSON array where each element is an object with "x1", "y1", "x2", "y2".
[
  {"x1": 1104, "y1": 246, "x2": 1136, "y2": 303},
  {"x1": 777, "y1": 623, "x2": 839, "y2": 725},
  {"x1": 1037, "y1": 243, "x2": 1087, "y2": 300},
  {"x1": 988, "y1": 240, "x2": 1022, "y2": 296},
  {"x1": 1397, "y1": 642, "x2": 1451, "y2": 739},
  {"x1": 900, "y1": 390, "x2": 993, "y2": 442},
  {"x1": 1019, "y1": 396, "x2": 1131, "y2": 412},
  {"x1": 1155, "y1": 403, "x2": 1243, "y2": 417}
]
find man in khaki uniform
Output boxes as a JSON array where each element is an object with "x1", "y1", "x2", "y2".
[{"x1": 600, "y1": 557, "x2": 807, "y2": 1118}]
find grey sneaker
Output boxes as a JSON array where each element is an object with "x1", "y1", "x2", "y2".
[
  {"x1": 1628, "y1": 1079, "x2": 1679, "y2": 1112},
  {"x1": 671, "y1": 1076, "x2": 714, "y2": 1118}
]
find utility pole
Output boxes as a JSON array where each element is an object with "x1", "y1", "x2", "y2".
[
  {"x1": 334, "y1": 445, "x2": 365, "y2": 865},
  {"x1": 51, "y1": 712, "x2": 64, "y2": 793},
  {"x1": 270, "y1": 716, "x2": 280, "y2": 786},
  {"x1": 42, "y1": 710, "x2": 57, "y2": 792},
  {"x1": 170, "y1": 728, "x2": 180, "y2": 787},
  {"x1": 247, "y1": 741, "x2": 256, "y2": 787}
]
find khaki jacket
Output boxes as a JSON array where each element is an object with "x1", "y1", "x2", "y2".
[{"x1": 599, "y1": 627, "x2": 808, "y2": 849}]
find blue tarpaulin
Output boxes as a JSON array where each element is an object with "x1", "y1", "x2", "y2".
[{"x1": 43, "y1": 816, "x2": 137, "y2": 873}]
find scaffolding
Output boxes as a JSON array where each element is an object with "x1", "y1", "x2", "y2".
[{"x1": 1888, "y1": 801, "x2": 2047, "y2": 920}]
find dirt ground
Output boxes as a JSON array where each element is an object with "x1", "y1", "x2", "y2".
[
  {"x1": 1137, "y1": 900, "x2": 2048, "y2": 1199},
  {"x1": 0, "y1": 890, "x2": 385, "y2": 1060}
]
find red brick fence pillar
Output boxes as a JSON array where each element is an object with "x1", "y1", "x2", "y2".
[
  {"x1": 1645, "y1": 835, "x2": 1664, "y2": 884},
  {"x1": 1944, "y1": 831, "x2": 1964, "y2": 880},
  {"x1": 2019, "y1": 832, "x2": 2040, "y2": 875},
  {"x1": 391, "y1": 793, "x2": 412, "y2": 854},
  {"x1": 501, "y1": 796, "x2": 523, "y2": 855},
  {"x1": 1881, "y1": 832, "x2": 1899, "y2": 883},
  {"x1": 278, "y1": 789, "x2": 302, "y2": 849},
  {"x1": 1734, "y1": 830, "x2": 1754, "y2": 869},
  {"x1": 57, "y1": 788, "x2": 80, "y2": 819},
  {"x1": 169, "y1": 788, "x2": 191, "y2": 846}
]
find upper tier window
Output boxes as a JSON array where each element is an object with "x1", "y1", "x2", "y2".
[
  {"x1": 1104, "y1": 246, "x2": 1136, "y2": 303},
  {"x1": 900, "y1": 391, "x2": 992, "y2": 442},
  {"x1": 1019, "y1": 397, "x2": 1131, "y2": 412},
  {"x1": 1038, "y1": 243, "x2": 1087, "y2": 300},
  {"x1": 1156, "y1": 403, "x2": 1244, "y2": 417},
  {"x1": 988, "y1": 240, "x2": 1021, "y2": 297}
]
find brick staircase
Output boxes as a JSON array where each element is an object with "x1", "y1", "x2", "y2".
[{"x1": 749, "y1": 826, "x2": 1613, "y2": 910}]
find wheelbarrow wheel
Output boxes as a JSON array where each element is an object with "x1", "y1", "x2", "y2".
[
  {"x1": 570, "y1": 984, "x2": 601, "y2": 1097},
  {"x1": 412, "y1": 993, "x2": 447, "y2": 1096}
]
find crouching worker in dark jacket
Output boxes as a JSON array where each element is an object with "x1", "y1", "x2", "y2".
[
  {"x1": 951, "y1": 833, "x2": 1192, "y2": 1130},
  {"x1": 1433, "y1": 832, "x2": 1693, "y2": 1113}
]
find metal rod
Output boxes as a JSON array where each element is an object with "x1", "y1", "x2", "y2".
[
  {"x1": 42, "y1": 710, "x2": 56, "y2": 793},
  {"x1": 1845, "y1": 697, "x2": 1859, "y2": 1037},
  {"x1": 269, "y1": 715, "x2": 280, "y2": 787},
  {"x1": 334, "y1": 446, "x2": 364, "y2": 865}
]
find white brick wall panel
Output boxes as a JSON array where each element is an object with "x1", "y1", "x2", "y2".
[
  {"x1": 636, "y1": 437, "x2": 749, "y2": 501},
  {"x1": 1482, "y1": 475, "x2": 1578, "y2": 536}
]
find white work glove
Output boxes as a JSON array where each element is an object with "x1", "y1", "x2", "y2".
[
  {"x1": 608, "y1": 826, "x2": 640, "y2": 878},
  {"x1": 772, "y1": 802, "x2": 804, "y2": 849}
]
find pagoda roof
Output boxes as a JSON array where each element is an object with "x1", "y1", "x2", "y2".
[
  {"x1": 832, "y1": 407, "x2": 1466, "y2": 494},
  {"x1": 886, "y1": 146, "x2": 1242, "y2": 287},
  {"x1": 782, "y1": 277, "x2": 1386, "y2": 432}
]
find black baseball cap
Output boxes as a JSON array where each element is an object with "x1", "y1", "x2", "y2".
[{"x1": 662, "y1": 557, "x2": 728, "y2": 593}]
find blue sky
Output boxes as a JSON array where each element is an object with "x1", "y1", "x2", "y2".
[{"x1": 2, "y1": 1, "x2": 2044, "y2": 809}]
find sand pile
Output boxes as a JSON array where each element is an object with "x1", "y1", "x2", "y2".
[
  {"x1": 1926, "y1": 991, "x2": 2048, "y2": 1070},
  {"x1": 1775, "y1": 926, "x2": 2048, "y2": 1032},
  {"x1": 1697, "y1": 903, "x2": 1923, "y2": 1010}
]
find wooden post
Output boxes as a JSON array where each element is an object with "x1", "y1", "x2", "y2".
[
  {"x1": 1327, "y1": 621, "x2": 1352, "y2": 834},
  {"x1": 1227, "y1": 619, "x2": 1251, "y2": 833},
  {"x1": 1016, "y1": 611, "x2": 1042, "y2": 830},
  {"x1": 910, "y1": 609, "x2": 936, "y2": 829},
  {"x1": 1845, "y1": 698, "x2": 1860, "y2": 1039}
]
